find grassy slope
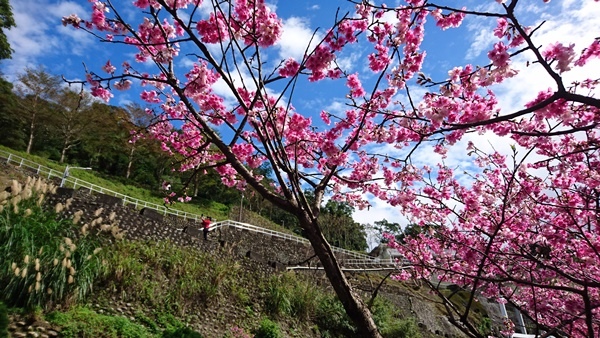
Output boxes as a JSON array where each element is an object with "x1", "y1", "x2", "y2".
[
  {"x1": 0, "y1": 144, "x2": 229, "y2": 219},
  {"x1": 0, "y1": 145, "x2": 300, "y2": 236},
  {"x1": 0, "y1": 146, "x2": 480, "y2": 338}
]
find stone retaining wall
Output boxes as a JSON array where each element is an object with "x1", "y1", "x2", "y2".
[{"x1": 6, "y1": 177, "x2": 467, "y2": 338}]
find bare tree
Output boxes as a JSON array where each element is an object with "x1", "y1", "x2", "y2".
[{"x1": 14, "y1": 67, "x2": 61, "y2": 154}]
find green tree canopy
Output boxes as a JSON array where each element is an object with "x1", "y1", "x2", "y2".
[
  {"x1": 319, "y1": 200, "x2": 367, "y2": 252},
  {"x1": 0, "y1": 0, "x2": 15, "y2": 60},
  {"x1": 0, "y1": 77, "x2": 24, "y2": 149}
]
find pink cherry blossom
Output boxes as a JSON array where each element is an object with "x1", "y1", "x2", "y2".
[
  {"x1": 68, "y1": 1, "x2": 600, "y2": 336},
  {"x1": 278, "y1": 58, "x2": 300, "y2": 77},
  {"x1": 113, "y1": 79, "x2": 132, "y2": 90},
  {"x1": 487, "y1": 41, "x2": 510, "y2": 67},
  {"x1": 90, "y1": 86, "x2": 113, "y2": 102},
  {"x1": 542, "y1": 42, "x2": 576, "y2": 73},
  {"x1": 575, "y1": 39, "x2": 600, "y2": 66},
  {"x1": 102, "y1": 60, "x2": 116, "y2": 74},
  {"x1": 347, "y1": 74, "x2": 366, "y2": 98}
]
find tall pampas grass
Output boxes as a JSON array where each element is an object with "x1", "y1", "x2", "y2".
[{"x1": 0, "y1": 176, "x2": 105, "y2": 309}]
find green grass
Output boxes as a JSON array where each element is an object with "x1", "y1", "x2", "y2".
[
  {"x1": 0, "y1": 145, "x2": 229, "y2": 220},
  {"x1": 264, "y1": 273, "x2": 320, "y2": 321},
  {"x1": 99, "y1": 240, "x2": 238, "y2": 316},
  {"x1": 0, "y1": 302, "x2": 8, "y2": 338}
]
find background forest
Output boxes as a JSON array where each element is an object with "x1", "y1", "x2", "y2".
[{"x1": 0, "y1": 66, "x2": 378, "y2": 253}]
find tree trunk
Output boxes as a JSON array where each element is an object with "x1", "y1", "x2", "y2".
[
  {"x1": 59, "y1": 137, "x2": 71, "y2": 163},
  {"x1": 300, "y1": 215, "x2": 382, "y2": 338},
  {"x1": 126, "y1": 146, "x2": 135, "y2": 179},
  {"x1": 26, "y1": 110, "x2": 36, "y2": 154},
  {"x1": 60, "y1": 145, "x2": 67, "y2": 163}
]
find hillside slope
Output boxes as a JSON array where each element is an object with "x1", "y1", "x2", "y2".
[{"x1": 0, "y1": 162, "x2": 468, "y2": 338}]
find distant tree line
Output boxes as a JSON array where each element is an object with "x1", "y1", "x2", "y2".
[
  {"x1": 0, "y1": 66, "x2": 370, "y2": 252},
  {"x1": 2, "y1": 67, "x2": 167, "y2": 189}
]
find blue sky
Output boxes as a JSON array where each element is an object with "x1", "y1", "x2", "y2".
[{"x1": 3, "y1": 0, "x2": 600, "y2": 238}]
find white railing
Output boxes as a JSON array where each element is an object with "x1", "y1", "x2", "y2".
[
  {"x1": 0, "y1": 149, "x2": 203, "y2": 222},
  {"x1": 211, "y1": 220, "x2": 379, "y2": 262},
  {"x1": 341, "y1": 258, "x2": 393, "y2": 266},
  {"x1": 1, "y1": 149, "x2": 403, "y2": 266}
]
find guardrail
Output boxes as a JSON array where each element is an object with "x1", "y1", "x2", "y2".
[
  {"x1": 1, "y1": 149, "x2": 392, "y2": 264},
  {"x1": 212, "y1": 220, "x2": 378, "y2": 261},
  {"x1": 0, "y1": 149, "x2": 203, "y2": 221}
]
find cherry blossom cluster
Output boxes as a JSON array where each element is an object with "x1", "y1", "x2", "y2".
[
  {"x1": 195, "y1": 0, "x2": 282, "y2": 48},
  {"x1": 67, "y1": 0, "x2": 600, "y2": 335}
]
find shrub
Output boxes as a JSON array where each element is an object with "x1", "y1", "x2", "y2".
[
  {"x1": 381, "y1": 318, "x2": 421, "y2": 338},
  {"x1": 155, "y1": 312, "x2": 184, "y2": 331},
  {"x1": 314, "y1": 296, "x2": 356, "y2": 337},
  {"x1": 263, "y1": 273, "x2": 320, "y2": 320},
  {"x1": 264, "y1": 276, "x2": 291, "y2": 318},
  {"x1": 135, "y1": 310, "x2": 160, "y2": 333},
  {"x1": 478, "y1": 316, "x2": 492, "y2": 336},
  {"x1": 371, "y1": 296, "x2": 421, "y2": 338},
  {"x1": 47, "y1": 306, "x2": 153, "y2": 338},
  {"x1": 161, "y1": 327, "x2": 203, "y2": 338},
  {"x1": 254, "y1": 318, "x2": 282, "y2": 338}
]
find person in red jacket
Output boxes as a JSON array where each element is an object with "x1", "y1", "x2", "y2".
[{"x1": 202, "y1": 216, "x2": 211, "y2": 240}]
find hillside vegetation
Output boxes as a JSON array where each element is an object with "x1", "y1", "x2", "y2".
[{"x1": 0, "y1": 163, "x2": 446, "y2": 338}]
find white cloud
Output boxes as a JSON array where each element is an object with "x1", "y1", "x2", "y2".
[
  {"x1": 465, "y1": 23, "x2": 492, "y2": 61},
  {"x1": 3, "y1": 0, "x2": 94, "y2": 80},
  {"x1": 276, "y1": 16, "x2": 321, "y2": 61},
  {"x1": 336, "y1": 50, "x2": 363, "y2": 74},
  {"x1": 491, "y1": 1, "x2": 600, "y2": 112}
]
